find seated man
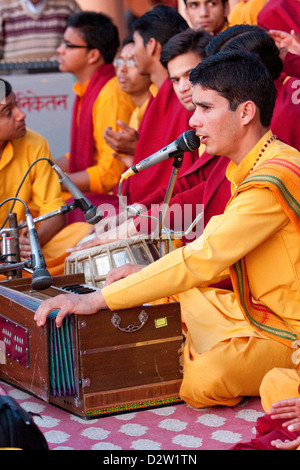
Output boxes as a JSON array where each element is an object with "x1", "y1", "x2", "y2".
[
  {"x1": 71, "y1": 28, "x2": 230, "y2": 250},
  {"x1": 106, "y1": 34, "x2": 153, "y2": 169},
  {"x1": 103, "y1": 5, "x2": 194, "y2": 203},
  {"x1": 35, "y1": 51, "x2": 300, "y2": 410},
  {"x1": 0, "y1": 79, "x2": 90, "y2": 277},
  {"x1": 55, "y1": 11, "x2": 135, "y2": 222}
]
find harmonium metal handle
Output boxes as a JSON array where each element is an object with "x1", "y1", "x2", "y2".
[{"x1": 111, "y1": 310, "x2": 148, "y2": 333}]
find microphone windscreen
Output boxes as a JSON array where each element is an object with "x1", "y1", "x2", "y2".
[
  {"x1": 177, "y1": 130, "x2": 200, "y2": 153},
  {"x1": 31, "y1": 268, "x2": 53, "y2": 290}
]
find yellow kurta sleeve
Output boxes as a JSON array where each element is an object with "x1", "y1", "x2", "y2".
[
  {"x1": 102, "y1": 186, "x2": 288, "y2": 310},
  {"x1": 0, "y1": 129, "x2": 64, "y2": 224},
  {"x1": 229, "y1": 0, "x2": 267, "y2": 25},
  {"x1": 86, "y1": 77, "x2": 135, "y2": 194}
]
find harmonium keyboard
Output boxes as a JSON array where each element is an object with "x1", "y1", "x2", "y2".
[
  {"x1": 0, "y1": 274, "x2": 183, "y2": 418},
  {"x1": 0, "y1": 59, "x2": 59, "y2": 75}
]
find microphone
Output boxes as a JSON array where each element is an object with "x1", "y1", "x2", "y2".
[
  {"x1": 49, "y1": 162, "x2": 103, "y2": 225},
  {"x1": 25, "y1": 211, "x2": 53, "y2": 290},
  {"x1": 120, "y1": 129, "x2": 200, "y2": 181}
]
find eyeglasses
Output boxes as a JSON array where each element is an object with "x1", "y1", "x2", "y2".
[
  {"x1": 113, "y1": 58, "x2": 136, "y2": 68},
  {"x1": 61, "y1": 39, "x2": 90, "y2": 49}
]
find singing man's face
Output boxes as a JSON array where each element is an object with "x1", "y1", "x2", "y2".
[{"x1": 189, "y1": 84, "x2": 241, "y2": 159}]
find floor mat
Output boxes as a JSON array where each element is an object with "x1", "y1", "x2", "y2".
[{"x1": 0, "y1": 381, "x2": 264, "y2": 450}]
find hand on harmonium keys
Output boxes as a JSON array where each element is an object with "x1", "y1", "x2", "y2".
[{"x1": 34, "y1": 289, "x2": 108, "y2": 328}]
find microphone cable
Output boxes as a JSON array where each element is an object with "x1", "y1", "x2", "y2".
[{"x1": 0, "y1": 157, "x2": 52, "y2": 232}]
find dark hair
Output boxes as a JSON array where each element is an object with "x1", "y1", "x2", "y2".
[
  {"x1": 183, "y1": 0, "x2": 228, "y2": 5},
  {"x1": 189, "y1": 50, "x2": 276, "y2": 127},
  {"x1": 161, "y1": 28, "x2": 211, "y2": 68},
  {"x1": 66, "y1": 11, "x2": 120, "y2": 63},
  {"x1": 122, "y1": 34, "x2": 134, "y2": 48},
  {"x1": 206, "y1": 24, "x2": 283, "y2": 80},
  {"x1": 133, "y1": 5, "x2": 188, "y2": 47},
  {"x1": 0, "y1": 78, "x2": 12, "y2": 98}
]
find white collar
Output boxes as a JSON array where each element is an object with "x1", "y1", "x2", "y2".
[{"x1": 24, "y1": 0, "x2": 47, "y2": 15}]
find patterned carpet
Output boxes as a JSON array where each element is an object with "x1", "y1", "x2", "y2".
[{"x1": 0, "y1": 380, "x2": 264, "y2": 450}]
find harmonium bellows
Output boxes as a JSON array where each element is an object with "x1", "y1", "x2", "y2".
[{"x1": 0, "y1": 274, "x2": 183, "y2": 418}]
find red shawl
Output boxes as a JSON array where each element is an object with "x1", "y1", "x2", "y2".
[
  {"x1": 257, "y1": 0, "x2": 300, "y2": 33},
  {"x1": 69, "y1": 63, "x2": 115, "y2": 173},
  {"x1": 232, "y1": 413, "x2": 300, "y2": 450},
  {"x1": 119, "y1": 78, "x2": 198, "y2": 205},
  {"x1": 137, "y1": 152, "x2": 230, "y2": 237},
  {"x1": 272, "y1": 74, "x2": 300, "y2": 152}
]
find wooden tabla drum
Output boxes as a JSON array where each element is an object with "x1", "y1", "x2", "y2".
[{"x1": 64, "y1": 236, "x2": 160, "y2": 288}]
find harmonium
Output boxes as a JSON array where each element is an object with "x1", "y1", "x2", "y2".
[{"x1": 0, "y1": 274, "x2": 183, "y2": 418}]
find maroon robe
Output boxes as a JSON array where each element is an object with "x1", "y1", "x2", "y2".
[
  {"x1": 257, "y1": 0, "x2": 300, "y2": 34},
  {"x1": 271, "y1": 73, "x2": 300, "y2": 152},
  {"x1": 65, "y1": 63, "x2": 117, "y2": 223},
  {"x1": 119, "y1": 78, "x2": 198, "y2": 205},
  {"x1": 231, "y1": 414, "x2": 300, "y2": 450},
  {"x1": 69, "y1": 63, "x2": 115, "y2": 173},
  {"x1": 284, "y1": 52, "x2": 300, "y2": 79},
  {"x1": 135, "y1": 152, "x2": 230, "y2": 241}
]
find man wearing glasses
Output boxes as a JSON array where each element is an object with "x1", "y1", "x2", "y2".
[{"x1": 54, "y1": 11, "x2": 135, "y2": 224}]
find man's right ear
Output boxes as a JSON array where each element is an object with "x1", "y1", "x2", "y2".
[
  {"x1": 146, "y1": 37, "x2": 160, "y2": 57},
  {"x1": 87, "y1": 48, "x2": 103, "y2": 65}
]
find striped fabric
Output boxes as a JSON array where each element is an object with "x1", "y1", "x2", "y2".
[
  {"x1": 229, "y1": 157, "x2": 300, "y2": 347},
  {"x1": 0, "y1": 0, "x2": 80, "y2": 60}
]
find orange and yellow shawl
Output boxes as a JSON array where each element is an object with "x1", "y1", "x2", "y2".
[{"x1": 229, "y1": 157, "x2": 300, "y2": 347}]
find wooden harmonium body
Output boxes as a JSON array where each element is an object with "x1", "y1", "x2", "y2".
[{"x1": 0, "y1": 274, "x2": 183, "y2": 418}]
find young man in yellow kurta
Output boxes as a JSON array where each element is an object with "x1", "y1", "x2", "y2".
[
  {"x1": 34, "y1": 51, "x2": 300, "y2": 409},
  {"x1": 0, "y1": 79, "x2": 90, "y2": 277}
]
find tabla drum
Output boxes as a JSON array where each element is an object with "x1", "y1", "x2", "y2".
[{"x1": 64, "y1": 236, "x2": 160, "y2": 288}]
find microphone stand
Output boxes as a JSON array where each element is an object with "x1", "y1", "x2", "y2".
[
  {"x1": 0, "y1": 201, "x2": 83, "y2": 280},
  {"x1": 153, "y1": 154, "x2": 184, "y2": 257}
]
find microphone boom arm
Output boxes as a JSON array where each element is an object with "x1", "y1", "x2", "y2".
[{"x1": 154, "y1": 153, "x2": 184, "y2": 246}]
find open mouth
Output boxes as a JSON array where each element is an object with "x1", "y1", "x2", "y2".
[{"x1": 199, "y1": 135, "x2": 208, "y2": 144}]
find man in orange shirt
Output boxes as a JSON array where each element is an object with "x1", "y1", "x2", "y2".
[{"x1": 55, "y1": 11, "x2": 135, "y2": 222}]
